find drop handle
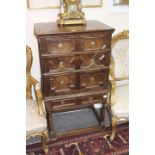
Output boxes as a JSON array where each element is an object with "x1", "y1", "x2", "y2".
[
  {"x1": 60, "y1": 80, "x2": 65, "y2": 88},
  {"x1": 58, "y1": 43, "x2": 64, "y2": 50},
  {"x1": 90, "y1": 41, "x2": 96, "y2": 49}
]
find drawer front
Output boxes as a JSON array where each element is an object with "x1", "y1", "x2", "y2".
[
  {"x1": 80, "y1": 51, "x2": 110, "y2": 69},
  {"x1": 42, "y1": 70, "x2": 109, "y2": 97},
  {"x1": 42, "y1": 74, "x2": 79, "y2": 97},
  {"x1": 46, "y1": 38, "x2": 76, "y2": 54},
  {"x1": 41, "y1": 55, "x2": 77, "y2": 74},
  {"x1": 80, "y1": 70, "x2": 109, "y2": 90},
  {"x1": 80, "y1": 36, "x2": 110, "y2": 51},
  {"x1": 50, "y1": 95, "x2": 103, "y2": 110}
]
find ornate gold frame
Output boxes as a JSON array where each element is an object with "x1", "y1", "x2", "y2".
[
  {"x1": 26, "y1": 46, "x2": 45, "y2": 116},
  {"x1": 113, "y1": 0, "x2": 129, "y2": 5},
  {"x1": 27, "y1": 0, "x2": 103, "y2": 9},
  {"x1": 109, "y1": 30, "x2": 129, "y2": 141},
  {"x1": 26, "y1": 46, "x2": 48, "y2": 153},
  {"x1": 110, "y1": 30, "x2": 129, "y2": 106},
  {"x1": 111, "y1": 30, "x2": 129, "y2": 81}
]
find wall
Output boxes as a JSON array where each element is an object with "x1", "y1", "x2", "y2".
[{"x1": 27, "y1": 0, "x2": 129, "y2": 82}]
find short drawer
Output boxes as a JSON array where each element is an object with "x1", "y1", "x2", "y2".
[
  {"x1": 46, "y1": 38, "x2": 75, "y2": 54},
  {"x1": 80, "y1": 36, "x2": 110, "y2": 51},
  {"x1": 42, "y1": 73, "x2": 79, "y2": 97},
  {"x1": 80, "y1": 70, "x2": 109, "y2": 90}
]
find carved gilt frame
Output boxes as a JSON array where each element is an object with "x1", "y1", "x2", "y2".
[
  {"x1": 26, "y1": 46, "x2": 45, "y2": 116},
  {"x1": 113, "y1": 0, "x2": 129, "y2": 5},
  {"x1": 27, "y1": 0, "x2": 103, "y2": 9},
  {"x1": 26, "y1": 46, "x2": 48, "y2": 153},
  {"x1": 109, "y1": 30, "x2": 129, "y2": 141},
  {"x1": 111, "y1": 30, "x2": 129, "y2": 81},
  {"x1": 110, "y1": 30, "x2": 129, "y2": 106}
]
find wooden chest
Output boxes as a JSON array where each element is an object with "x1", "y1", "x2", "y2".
[{"x1": 34, "y1": 20, "x2": 114, "y2": 137}]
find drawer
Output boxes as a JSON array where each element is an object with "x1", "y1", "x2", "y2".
[
  {"x1": 42, "y1": 73, "x2": 79, "y2": 96},
  {"x1": 41, "y1": 55, "x2": 77, "y2": 74},
  {"x1": 46, "y1": 38, "x2": 75, "y2": 54},
  {"x1": 80, "y1": 51, "x2": 110, "y2": 69},
  {"x1": 80, "y1": 70, "x2": 109, "y2": 90},
  {"x1": 80, "y1": 36, "x2": 110, "y2": 51},
  {"x1": 50, "y1": 95, "x2": 103, "y2": 110},
  {"x1": 51, "y1": 98, "x2": 80, "y2": 109}
]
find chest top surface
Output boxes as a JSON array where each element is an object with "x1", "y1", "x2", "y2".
[{"x1": 34, "y1": 20, "x2": 114, "y2": 37}]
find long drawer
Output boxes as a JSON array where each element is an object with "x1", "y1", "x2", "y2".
[
  {"x1": 39, "y1": 33, "x2": 111, "y2": 55},
  {"x1": 40, "y1": 50, "x2": 110, "y2": 75},
  {"x1": 41, "y1": 69, "x2": 109, "y2": 97},
  {"x1": 47, "y1": 95, "x2": 103, "y2": 112},
  {"x1": 44, "y1": 91, "x2": 109, "y2": 112}
]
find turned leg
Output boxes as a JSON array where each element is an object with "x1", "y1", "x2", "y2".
[
  {"x1": 45, "y1": 101, "x2": 56, "y2": 138},
  {"x1": 110, "y1": 116, "x2": 118, "y2": 141},
  {"x1": 46, "y1": 111, "x2": 55, "y2": 137},
  {"x1": 104, "y1": 93, "x2": 118, "y2": 141},
  {"x1": 100, "y1": 95, "x2": 107, "y2": 127},
  {"x1": 103, "y1": 93, "x2": 112, "y2": 127},
  {"x1": 91, "y1": 105, "x2": 101, "y2": 125}
]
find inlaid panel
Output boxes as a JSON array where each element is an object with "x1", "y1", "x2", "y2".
[
  {"x1": 80, "y1": 36, "x2": 108, "y2": 51},
  {"x1": 42, "y1": 74, "x2": 79, "y2": 96},
  {"x1": 80, "y1": 51, "x2": 110, "y2": 69},
  {"x1": 94, "y1": 51, "x2": 110, "y2": 67},
  {"x1": 41, "y1": 56, "x2": 76, "y2": 74},
  {"x1": 46, "y1": 38, "x2": 76, "y2": 54},
  {"x1": 80, "y1": 70, "x2": 109, "y2": 90}
]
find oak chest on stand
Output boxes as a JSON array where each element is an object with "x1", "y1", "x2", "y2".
[{"x1": 34, "y1": 20, "x2": 114, "y2": 137}]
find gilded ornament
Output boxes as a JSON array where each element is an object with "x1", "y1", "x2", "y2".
[{"x1": 57, "y1": 0, "x2": 86, "y2": 25}]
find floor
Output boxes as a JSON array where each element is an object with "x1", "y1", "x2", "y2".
[{"x1": 27, "y1": 107, "x2": 110, "y2": 144}]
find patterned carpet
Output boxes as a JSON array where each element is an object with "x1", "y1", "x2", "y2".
[{"x1": 26, "y1": 123, "x2": 129, "y2": 155}]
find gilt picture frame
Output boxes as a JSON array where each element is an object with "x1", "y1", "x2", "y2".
[
  {"x1": 27, "y1": 0, "x2": 102, "y2": 9},
  {"x1": 113, "y1": 0, "x2": 129, "y2": 6}
]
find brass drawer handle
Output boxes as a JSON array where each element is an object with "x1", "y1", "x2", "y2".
[
  {"x1": 60, "y1": 80, "x2": 65, "y2": 88},
  {"x1": 90, "y1": 41, "x2": 96, "y2": 49},
  {"x1": 58, "y1": 43, "x2": 64, "y2": 50}
]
